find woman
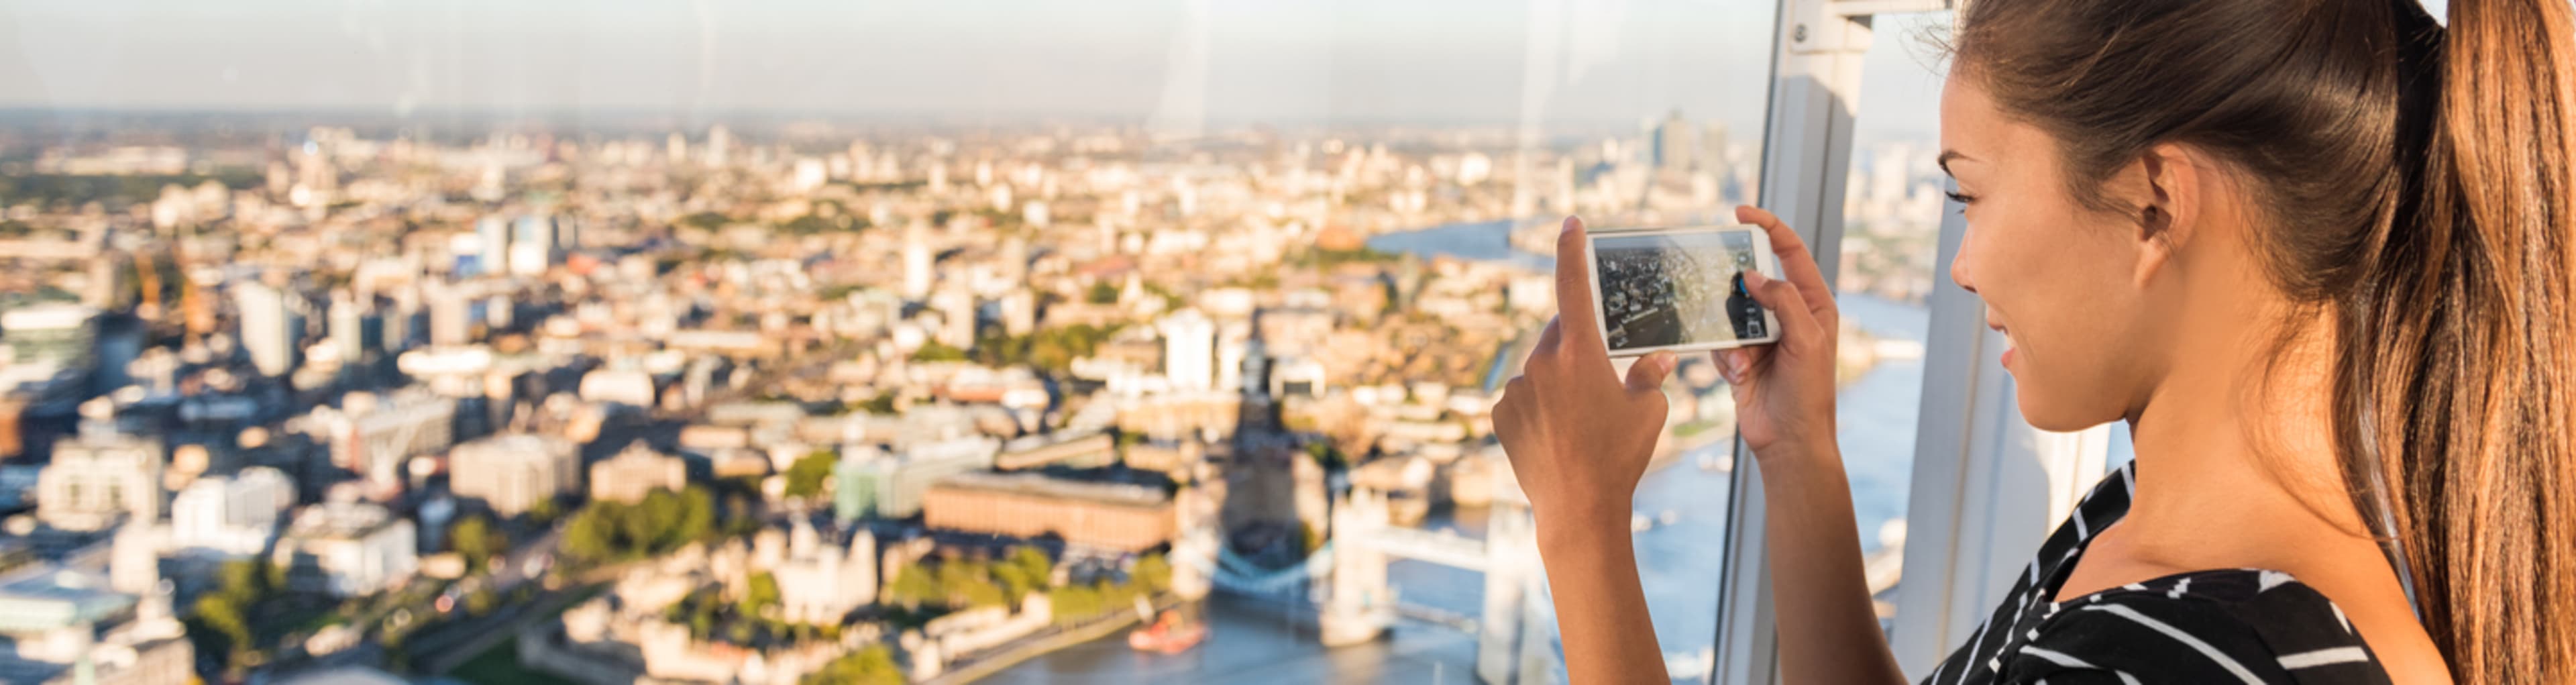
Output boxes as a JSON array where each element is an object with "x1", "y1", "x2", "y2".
[{"x1": 1491, "y1": 0, "x2": 2573, "y2": 682}]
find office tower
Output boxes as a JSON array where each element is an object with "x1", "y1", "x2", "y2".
[
  {"x1": 1159, "y1": 309, "x2": 1216, "y2": 392},
  {"x1": 931, "y1": 289, "x2": 975, "y2": 350},
  {"x1": 427, "y1": 280, "x2": 469, "y2": 346},
  {"x1": 666, "y1": 131, "x2": 688, "y2": 164},
  {"x1": 328, "y1": 291, "x2": 369, "y2": 368},
  {"x1": 234, "y1": 281, "x2": 299, "y2": 377},
  {"x1": 476, "y1": 216, "x2": 508, "y2": 277},
  {"x1": 902, "y1": 221, "x2": 934, "y2": 300},
  {"x1": 1654, "y1": 109, "x2": 1699, "y2": 172},
  {"x1": 447, "y1": 433, "x2": 580, "y2": 517},
  {"x1": 509, "y1": 215, "x2": 553, "y2": 276},
  {"x1": 706, "y1": 125, "x2": 732, "y2": 168}
]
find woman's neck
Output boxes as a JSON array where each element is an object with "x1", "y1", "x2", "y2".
[{"x1": 2121, "y1": 316, "x2": 2371, "y2": 562}]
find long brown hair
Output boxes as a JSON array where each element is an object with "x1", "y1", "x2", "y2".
[{"x1": 1947, "y1": 0, "x2": 2576, "y2": 681}]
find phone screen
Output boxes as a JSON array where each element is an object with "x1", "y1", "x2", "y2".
[{"x1": 1594, "y1": 229, "x2": 1771, "y2": 353}]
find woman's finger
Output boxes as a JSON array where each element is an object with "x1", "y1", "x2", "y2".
[
  {"x1": 1739, "y1": 269, "x2": 1819, "y2": 356},
  {"x1": 1733, "y1": 205, "x2": 1834, "y2": 308}
]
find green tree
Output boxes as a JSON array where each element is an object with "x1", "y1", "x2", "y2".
[
  {"x1": 561, "y1": 507, "x2": 616, "y2": 564},
  {"x1": 887, "y1": 566, "x2": 938, "y2": 609},
  {"x1": 450, "y1": 515, "x2": 504, "y2": 574},
  {"x1": 1132, "y1": 554, "x2": 1173, "y2": 594},
  {"x1": 1086, "y1": 282, "x2": 1120, "y2": 305},
  {"x1": 741, "y1": 572, "x2": 782, "y2": 619},
  {"x1": 783, "y1": 451, "x2": 837, "y2": 500},
  {"x1": 910, "y1": 340, "x2": 967, "y2": 363},
  {"x1": 804, "y1": 643, "x2": 904, "y2": 685}
]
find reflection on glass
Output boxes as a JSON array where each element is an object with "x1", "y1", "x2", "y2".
[{"x1": 0, "y1": 1, "x2": 1776, "y2": 684}]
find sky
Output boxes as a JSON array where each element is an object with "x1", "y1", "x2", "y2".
[{"x1": 0, "y1": 0, "x2": 1955, "y2": 140}]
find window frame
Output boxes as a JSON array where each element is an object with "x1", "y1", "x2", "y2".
[{"x1": 1709, "y1": 1, "x2": 2117, "y2": 682}]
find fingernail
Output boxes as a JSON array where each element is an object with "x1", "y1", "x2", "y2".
[
  {"x1": 1743, "y1": 268, "x2": 1768, "y2": 285},
  {"x1": 1725, "y1": 350, "x2": 1750, "y2": 381},
  {"x1": 1562, "y1": 216, "x2": 1580, "y2": 234},
  {"x1": 1652, "y1": 351, "x2": 1677, "y2": 374}
]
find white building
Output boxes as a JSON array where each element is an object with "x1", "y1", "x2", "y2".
[
  {"x1": 770, "y1": 519, "x2": 875, "y2": 625},
  {"x1": 1158, "y1": 309, "x2": 1216, "y2": 392},
  {"x1": 36, "y1": 405, "x2": 164, "y2": 532},
  {"x1": 273, "y1": 499, "x2": 418, "y2": 597},
  {"x1": 449, "y1": 433, "x2": 580, "y2": 517},
  {"x1": 314, "y1": 388, "x2": 456, "y2": 492},
  {"x1": 902, "y1": 222, "x2": 934, "y2": 299},
  {"x1": 170, "y1": 467, "x2": 295, "y2": 558},
  {"x1": 234, "y1": 281, "x2": 300, "y2": 377}
]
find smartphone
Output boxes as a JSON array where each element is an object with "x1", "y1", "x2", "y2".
[{"x1": 1584, "y1": 224, "x2": 1784, "y2": 358}]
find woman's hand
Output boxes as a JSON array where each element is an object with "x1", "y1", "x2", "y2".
[
  {"x1": 1716, "y1": 205, "x2": 1841, "y2": 464},
  {"x1": 1493, "y1": 215, "x2": 1681, "y2": 530}
]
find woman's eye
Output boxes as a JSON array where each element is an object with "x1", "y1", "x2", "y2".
[{"x1": 1943, "y1": 191, "x2": 1976, "y2": 205}]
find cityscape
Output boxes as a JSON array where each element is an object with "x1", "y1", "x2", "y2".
[{"x1": 0, "y1": 7, "x2": 1970, "y2": 685}]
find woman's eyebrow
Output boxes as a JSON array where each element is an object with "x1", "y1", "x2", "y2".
[{"x1": 1937, "y1": 150, "x2": 1976, "y2": 177}]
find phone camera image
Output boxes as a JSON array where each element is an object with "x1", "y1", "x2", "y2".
[{"x1": 1593, "y1": 228, "x2": 1772, "y2": 353}]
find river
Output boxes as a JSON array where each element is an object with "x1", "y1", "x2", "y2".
[{"x1": 989, "y1": 217, "x2": 2124, "y2": 684}]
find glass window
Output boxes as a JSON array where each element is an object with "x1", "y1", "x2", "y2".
[
  {"x1": 0, "y1": 1, "x2": 1780, "y2": 684},
  {"x1": 1839, "y1": 9, "x2": 1955, "y2": 632}
]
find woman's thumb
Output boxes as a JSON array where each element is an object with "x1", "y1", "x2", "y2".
[{"x1": 1624, "y1": 350, "x2": 1678, "y2": 395}]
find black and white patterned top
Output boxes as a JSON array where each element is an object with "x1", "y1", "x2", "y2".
[{"x1": 1919, "y1": 462, "x2": 2395, "y2": 684}]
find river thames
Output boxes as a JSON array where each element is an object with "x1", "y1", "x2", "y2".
[{"x1": 987, "y1": 217, "x2": 2090, "y2": 684}]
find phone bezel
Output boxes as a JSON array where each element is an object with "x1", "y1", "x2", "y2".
[{"x1": 1582, "y1": 223, "x2": 1784, "y2": 358}]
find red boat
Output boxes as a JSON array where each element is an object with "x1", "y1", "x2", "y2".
[{"x1": 1128, "y1": 610, "x2": 1207, "y2": 654}]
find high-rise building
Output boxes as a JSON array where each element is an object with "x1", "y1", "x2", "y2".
[
  {"x1": 1653, "y1": 109, "x2": 1699, "y2": 172},
  {"x1": 508, "y1": 215, "x2": 553, "y2": 276},
  {"x1": 706, "y1": 125, "x2": 732, "y2": 168},
  {"x1": 36, "y1": 401, "x2": 164, "y2": 531},
  {"x1": 233, "y1": 281, "x2": 299, "y2": 377},
  {"x1": 447, "y1": 433, "x2": 579, "y2": 517},
  {"x1": 475, "y1": 216, "x2": 509, "y2": 277},
  {"x1": 902, "y1": 221, "x2": 934, "y2": 300},
  {"x1": 170, "y1": 467, "x2": 294, "y2": 558},
  {"x1": 1159, "y1": 309, "x2": 1216, "y2": 392},
  {"x1": 427, "y1": 280, "x2": 470, "y2": 346}
]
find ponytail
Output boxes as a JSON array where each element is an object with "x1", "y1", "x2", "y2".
[{"x1": 2345, "y1": 0, "x2": 2576, "y2": 681}]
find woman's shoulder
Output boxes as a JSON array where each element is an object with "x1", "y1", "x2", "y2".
[{"x1": 2006, "y1": 568, "x2": 2392, "y2": 684}]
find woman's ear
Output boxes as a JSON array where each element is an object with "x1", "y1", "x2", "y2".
[{"x1": 2128, "y1": 143, "x2": 2199, "y2": 287}]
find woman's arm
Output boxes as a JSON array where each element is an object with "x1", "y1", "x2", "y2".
[
  {"x1": 1721, "y1": 207, "x2": 1906, "y2": 685},
  {"x1": 1493, "y1": 208, "x2": 1904, "y2": 684},
  {"x1": 1493, "y1": 215, "x2": 1687, "y2": 683}
]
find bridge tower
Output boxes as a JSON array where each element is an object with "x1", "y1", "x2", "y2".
[{"x1": 1319, "y1": 484, "x2": 1394, "y2": 645}]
